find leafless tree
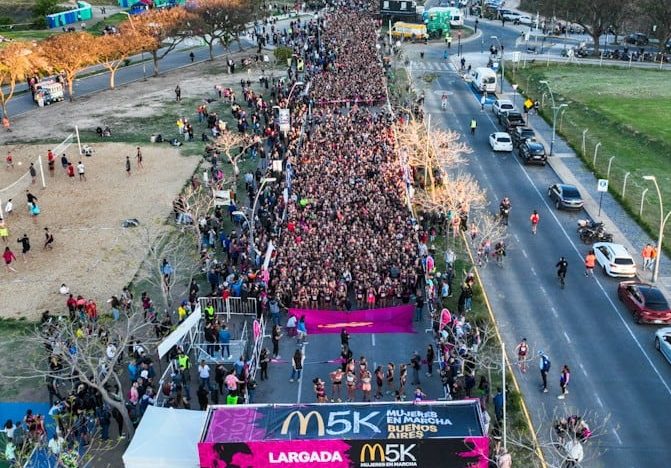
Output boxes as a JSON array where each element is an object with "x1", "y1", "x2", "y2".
[
  {"x1": 0, "y1": 309, "x2": 158, "y2": 442},
  {"x1": 174, "y1": 182, "x2": 217, "y2": 250},
  {"x1": 507, "y1": 405, "x2": 614, "y2": 468},
  {"x1": 135, "y1": 225, "x2": 201, "y2": 311},
  {"x1": 210, "y1": 131, "x2": 262, "y2": 179}
]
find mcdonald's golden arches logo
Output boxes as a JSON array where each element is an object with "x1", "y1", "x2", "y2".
[
  {"x1": 280, "y1": 411, "x2": 325, "y2": 436},
  {"x1": 359, "y1": 443, "x2": 385, "y2": 462}
]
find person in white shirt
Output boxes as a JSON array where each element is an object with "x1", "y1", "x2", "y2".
[
  {"x1": 198, "y1": 360, "x2": 211, "y2": 390},
  {"x1": 48, "y1": 433, "x2": 64, "y2": 456},
  {"x1": 76, "y1": 161, "x2": 86, "y2": 181},
  {"x1": 4, "y1": 199, "x2": 13, "y2": 216},
  {"x1": 59, "y1": 283, "x2": 69, "y2": 295}
]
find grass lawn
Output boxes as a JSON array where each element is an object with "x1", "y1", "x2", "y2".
[
  {"x1": 87, "y1": 12, "x2": 127, "y2": 36},
  {"x1": 0, "y1": 318, "x2": 41, "y2": 401},
  {"x1": 0, "y1": 28, "x2": 57, "y2": 41},
  {"x1": 509, "y1": 64, "x2": 671, "y2": 247}
]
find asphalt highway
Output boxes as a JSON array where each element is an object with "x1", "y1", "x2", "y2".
[{"x1": 411, "y1": 18, "x2": 671, "y2": 466}]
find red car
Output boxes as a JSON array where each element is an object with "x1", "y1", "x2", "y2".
[{"x1": 618, "y1": 281, "x2": 671, "y2": 325}]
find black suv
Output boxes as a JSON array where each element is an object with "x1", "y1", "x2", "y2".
[
  {"x1": 625, "y1": 33, "x2": 649, "y2": 46},
  {"x1": 511, "y1": 126, "x2": 536, "y2": 147},
  {"x1": 499, "y1": 111, "x2": 525, "y2": 132},
  {"x1": 518, "y1": 141, "x2": 547, "y2": 165}
]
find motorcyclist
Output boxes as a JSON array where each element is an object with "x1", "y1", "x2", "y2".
[
  {"x1": 494, "y1": 240, "x2": 506, "y2": 262},
  {"x1": 499, "y1": 197, "x2": 511, "y2": 225},
  {"x1": 556, "y1": 257, "x2": 568, "y2": 279}
]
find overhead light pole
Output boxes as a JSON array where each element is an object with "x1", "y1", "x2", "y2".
[
  {"x1": 491, "y1": 35, "x2": 503, "y2": 94},
  {"x1": 539, "y1": 80, "x2": 567, "y2": 155},
  {"x1": 642, "y1": 175, "x2": 671, "y2": 282}
]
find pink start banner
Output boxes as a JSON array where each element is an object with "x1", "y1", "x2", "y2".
[{"x1": 288, "y1": 304, "x2": 414, "y2": 335}]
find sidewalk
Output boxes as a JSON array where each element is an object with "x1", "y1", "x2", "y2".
[{"x1": 449, "y1": 51, "x2": 671, "y2": 292}]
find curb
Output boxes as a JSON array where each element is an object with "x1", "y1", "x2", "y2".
[{"x1": 461, "y1": 232, "x2": 548, "y2": 468}]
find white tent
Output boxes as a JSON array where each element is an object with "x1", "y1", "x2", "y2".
[{"x1": 122, "y1": 406, "x2": 207, "y2": 468}]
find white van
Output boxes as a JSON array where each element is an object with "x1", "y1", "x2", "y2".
[
  {"x1": 473, "y1": 67, "x2": 497, "y2": 93},
  {"x1": 444, "y1": 7, "x2": 463, "y2": 27}
]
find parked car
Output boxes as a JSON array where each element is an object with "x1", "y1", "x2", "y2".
[
  {"x1": 518, "y1": 141, "x2": 547, "y2": 165},
  {"x1": 593, "y1": 242, "x2": 637, "y2": 277},
  {"x1": 489, "y1": 132, "x2": 513, "y2": 152},
  {"x1": 515, "y1": 15, "x2": 533, "y2": 26},
  {"x1": 499, "y1": 111, "x2": 525, "y2": 131},
  {"x1": 501, "y1": 11, "x2": 520, "y2": 22},
  {"x1": 618, "y1": 282, "x2": 671, "y2": 324},
  {"x1": 492, "y1": 99, "x2": 515, "y2": 117},
  {"x1": 654, "y1": 327, "x2": 671, "y2": 364},
  {"x1": 548, "y1": 183, "x2": 584, "y2": 210},
  {"x1": 625, "y1": 33, "x2": 649, "y2": 46},
  {"x1": 511, "y1": 126, "x2": 536, "y2": 147}
]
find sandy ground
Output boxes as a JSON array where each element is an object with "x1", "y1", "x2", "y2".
[
  {"x1": 0, "y1": 142, "x2": 198, "y2": 319},
  {"x1": 0, "y1": 60, "x2": 278, "y2": 319}
]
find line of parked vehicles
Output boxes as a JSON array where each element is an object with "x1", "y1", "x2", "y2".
[{"x1": 485, "y1": 96, "x2": 671, "y2": 359}]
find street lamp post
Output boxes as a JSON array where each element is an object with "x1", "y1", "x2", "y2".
[
  {"x1": 120, "y1": 11, "x2": 147, "y2": 81},
  {"x1": 643, "y1": 175, "x2": 671, "y2": 282},
  {"x1": 539, "y1": 80, "x2": 567, "y2": 155},
  {"x1": 491, "y1": 35, "x2": 503, "y2": 94},
  {"x1": 247, "y1": 177, "x2": 277, "y2": 265}
]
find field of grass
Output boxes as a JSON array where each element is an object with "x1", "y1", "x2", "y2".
[{"x1": 509, "y1": 64, "x2": 671, "y2": 249}]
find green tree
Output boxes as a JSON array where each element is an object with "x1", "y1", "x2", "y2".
[{"x1": 33, "y1": 0, "x2": 63, "y2": 17}]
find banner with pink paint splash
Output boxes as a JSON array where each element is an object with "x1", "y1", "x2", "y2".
[
  {"x1": 288, "y1": 304, "x2": 414, "y2": 334},
  {"x1": 198, "y1": 402, "x2": 489, "y2": 467},
  {"x1": 198, "y1": 438, "x2": 488, "y2": 467}
]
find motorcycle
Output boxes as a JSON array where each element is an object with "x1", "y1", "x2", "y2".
[
  {"x1": 579, "y1": 226, "x2": 613, "y2": 244},
  {"x1": 576, "y1": 219, "x2": 603, "y2": 234}
]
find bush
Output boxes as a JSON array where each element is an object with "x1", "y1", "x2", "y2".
[
  {"x1": 33, "y1": 0, "x2": 63, "y2": 17},
  {"x1": 274, "y1": 46, "x2": 293, "y2": 64}
]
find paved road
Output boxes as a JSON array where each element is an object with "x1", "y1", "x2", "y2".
[
  {"x1": 4, "y1": 13, "x2": 309, "y2": 120},
  {"x1": 403, "y1": 19, "x2": 671, "y2": 467}
]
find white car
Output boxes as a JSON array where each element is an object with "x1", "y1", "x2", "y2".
[
  {"x1": 655, "y1": 327, "x2": 671, "y2": 364},
  {"x1": 593, "y1": 242, "x2": 637, "y2": 277},
  {"x1": 492, "y1": 99, "x2": 515, "y2": 117},
  {"x1": 489, "y1": 132, "x2": 513, "y2": 152},
  {"x1": 515, "y1": 15, "x2": 534, "y2": 26}
]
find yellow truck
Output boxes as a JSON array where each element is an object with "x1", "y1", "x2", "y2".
[{"x1": 391, "y1": 22, "x2": 428, "y2": 41}]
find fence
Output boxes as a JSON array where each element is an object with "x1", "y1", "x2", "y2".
[
  {"x1": 510, "y1": 66, "x2": 671, "y2": 249},
  {"x1": 197, "y1": 296, "x2": 258, "y2": 320},
  {"x1": 193, "y1": 320, "x2": 249, "y2": 364}
]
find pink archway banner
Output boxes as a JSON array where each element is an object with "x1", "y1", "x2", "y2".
[{"x1": 288, "y1": 305, "x2": 414, "y2": 335}]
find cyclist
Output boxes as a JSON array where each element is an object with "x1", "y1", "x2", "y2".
[
  {"x1": 530, "y1": 210, "x2": 540, "y2": 235},
  {"x1": 441, "y1": 93, "x2": 448, "y2": 110},
  {"x1": 499, "y1": 197, "x2": 511, "y2": 225},
  {"x1": 556, "y1": 256, "x2": 568, "y2": 287},
  {"x1": 494, "y1": 240, "x2": 506, "y2": 266},
  {"x1": 515, "y1": 338, "x2": 529, "y2": 373}
]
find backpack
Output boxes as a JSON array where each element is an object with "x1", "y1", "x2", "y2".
[{"x1": 542, "y1": 356, "x2": 551, "y2": 372}]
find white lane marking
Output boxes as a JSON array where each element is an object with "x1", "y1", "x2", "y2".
[
  {"x1": 296, "y1": 344, "x2": 306, "y2": 404},
  {"x1": 612, "y1": 429, "x2": 623, "y2": 445},
  {"x1": 595, "y1": 395, "x2": 604, "y2": 408},
  {"x1": 539, "y1": 286, "x2": 546, "y2": 295},
  {"x1": 551, "y1": 308, "x2": 558, "y2": 318},
  {"x1": 579, "y1": 363, "x2": 588, "y2": 377},
  {"x1": 513, "y1": 233, "x2": 520, "y2": 242},
  {"x1": 530, "y1": 266, "x2": 536, "y2": 276},
  {"x1": 563, "y1": 331, "x2": 572, "y2": 344},
  {"x1": 477, "y1": 108, "x2": 671, "y2": 397},
  {"x1": 522, "y1": 249, "x2": 529, "y2": 259},
  {"x1": 371, "y1": 333, "x2": 376, "y2": 346}
]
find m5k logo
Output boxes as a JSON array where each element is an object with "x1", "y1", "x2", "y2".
[{"x1": 359, "y1": 443, "x2": 417, "y2": 467}]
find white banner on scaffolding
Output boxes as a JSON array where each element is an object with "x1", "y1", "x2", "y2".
[{"x1": 157, "y1": 305, "x2": 201, "y2": 359}]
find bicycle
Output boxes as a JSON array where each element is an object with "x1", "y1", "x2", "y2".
[
  {"x1": 494, "y1": 249, "x2": 505, "y2": 267},
  {"x1": 558, "y1": 270, "x2": 566, "y2": 289}
]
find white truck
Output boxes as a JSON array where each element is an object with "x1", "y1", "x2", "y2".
[{"x1": 33, "y1": 79, "x2": 64, "y2": 107}]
